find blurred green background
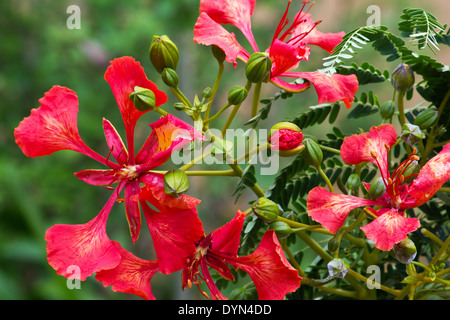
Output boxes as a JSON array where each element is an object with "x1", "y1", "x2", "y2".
[{"x1": 1, "y1": 0, "x2": 449, "y2": 300}]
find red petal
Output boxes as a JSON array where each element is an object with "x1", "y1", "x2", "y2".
[
  {"x1": 291, "y1": 14, "x2": 345, "y2": 53},
  {"x1": 95, "y1": 241, "x2": 159, "y2": 300},
  {"x1": 103, "y1": 118, "x2": 128, "y2": 165},
  {"x1": 74, "y1": 169, "x2": 115, "y2": 186},
  {"x1": 199, "y1": 0, "x2": 258, "y2": 52},
  {"x1": 269, "y1": 39, "x2": 310, "y2": 77},
  {"x1": 403, "y1": 143, "x2": 450, "y2": 208},
  {"x1": 104, "y1": 56, "x2": 167, "y2": 160},
  {"x1": 340, "y1": 124, "x2": 397, "y2": 179},
  {"x1": 211, "y1": 210, "x2": 247, "y2": 256},
  {"x1": 45, "y1": 191, "x2": 121, "y2": 281},
  {"x1": 125, "y1": 181, "x2": 141, "y2": 243},
  {"x1": 270, "y1": 76, "x2": 311, "y2": 93},
  {"x1": 361, "y1": 209, "x2": 420, "y2": 251},
  {"x1": 193, "y1": 12, "x2": 249, "y2": 67},
  {"x1": 140, "y1": 182, "x2": 204, "y2": 274},
  {"x1": 307, "y1": 186, "x2": 383, "y2": 233},
  {"x1": 136, "y1": 114, "x2": 203, "y2": 169},
  {"x1": 14, "y1": 86, "x2": 98, "y2": 159},
  {"x1": 231, "y1": 231, "x2": 302, "y2": 300},
  {"x1": 283, "y1": 71, "x2": 359, "y2": 108}
]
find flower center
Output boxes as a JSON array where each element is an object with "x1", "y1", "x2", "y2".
[
  {"x1": 271, "y1": 0, "x2": 319, "y2": 48},
  {"x1": 371, "y1": 145, "x2": 420, "y2": 207},
  {"x1": 118, "y1": 165, "x2": 139, "y2": 181}
]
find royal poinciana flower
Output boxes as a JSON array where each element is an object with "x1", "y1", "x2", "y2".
[
  {"x1": 14, "y1": 56, "x2": 204, "y2": 285},
  {"x1": 307, "y1": 124, "x2": 450, "y2": 251},
  {"x1": 182, "y1": 210, "x2": 302, "y2": 300},
  {"x1": 193, "y1": 0, "x2": 359, "y2": 108}
]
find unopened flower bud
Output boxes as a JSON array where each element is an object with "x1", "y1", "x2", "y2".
[
  {"x1": 174, "y1": 102, "x2": 187, "y2": 111},
  {"x1": 227, "y1": 86, "x2": 248, "y2": 105},
  {"x1": 401, "y1": 123, "x2": 423, "y2": 146},
  {"x1": 346, "y1": 174, "x2": 361, "y2": 192},
  {"x1": 269, "y1": 122, "x2": 304, "y2": 157},
  {"x1": 245, "y1": 52, "x2": 272, "y2": 83},
  {"x1": 393, "y1": 238, "x2": 417, "y2": 264},
  {"x1": 327, "y1": 238, "x2": 339, "y2": 253},
  {"x1": 269, "y1": 221, "x2": 294, "y2": 239},
  {"x1": 252, "y1": 197, "x2": 280, "y2": 222},
  {"x1": 403, "y1": 160, "x2": 419, "y2": 183},
  {"x1": 129, "y1": 86, "x2": 156, "y2": 111},
  {"x1": 301, "y1": 138, "x2": 323, "y2": 168},
  {"x1": 161, "y1": 68, "x2": 179, "y2": 88},
  {"x1": 163, "y1": 169, "x2": 190, "y2": 198},
  {"x1": 149, "y1": 35, "x2": 179, "y2": 74},
  {"x1": 327, "y1": 258, "x2": 350, "y2": 279},
  {"x1": 380, "y1": 101, "x2": 396, "y2": 120},
  {"x1": 391, "y1": 63, "x2": 415, "y2": 93},
  {"x1": 202, "y1": 87, "x2": 212, "y2": 100},
  {"x1": 414, "y1": 109, "x2": 438, "y2": 130},
  {"x1": 369, "y1": 177, "x2": 386, "y2": 199}
]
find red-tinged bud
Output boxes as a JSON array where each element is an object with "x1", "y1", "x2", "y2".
[
  {"x1": 269, "y1": 122, "x2": 304, "y2": 157},
  {"x1": 391, "y1": 63, "x2": 415, "y2": 93}
]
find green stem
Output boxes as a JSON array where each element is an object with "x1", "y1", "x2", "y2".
[
  {"x1": 251, "y1": 82, "x2": 262, "y2": 118},
  {"x1": 397, "y1": 92, "x2": 406, "y2": 127},
  {"x1": 185, "y1": 170, "x2": 236, "y2": 176},
  {"x1": 204, "y1": 62, "x2": 224, "y2": 122},
  {"x1": 319, "y1": 144, "x2": 341, "y2": 155},
  {"x1": 318, "y1": 167, "x2": 333, "y2": 192},
  {"x1": 170, "y1": 86, "x2": 194, "y2": 110},
  {"x1": 234, "y1": 142, "x2": 270, "y2": 164},
  {"x1": 438, "y1": 187, "x2": 450, "y2": 193},
  {"x1": 228, "y1": 163, "x2": 265, "y2": 198},
  {"x1": 203, "y1": 102, "x2": 232, "y2": 125},
  {"x1": 153, "y1": 106, "x2": 168, "y2": 117}
]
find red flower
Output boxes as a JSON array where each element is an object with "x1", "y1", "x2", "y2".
[
  {"x1": 307, "y1": 124, "x2": 450, "y2": 251},
  {"x1": 14, "y1": 56, "x2": 204, "y2": 287},
  {"x1": 182, "y1": 210, "x2": 302, "y2": 300},
  {"x1": 193, "y1": 0, "x2": 358, "y2": 108}
]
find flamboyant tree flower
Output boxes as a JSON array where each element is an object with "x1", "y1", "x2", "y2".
[
  {"x1": 14, "y1": 56, "x2": 204, "y2": 283},
  {"x1": 193, "y1": 0, "x2": 359, "y2": 108},
  {"x1": 306, "y1": 124, "x2": 450, "y2": 251},
  {"x1": 182, "y1": 210, "x2": 302, "y2": 300}
]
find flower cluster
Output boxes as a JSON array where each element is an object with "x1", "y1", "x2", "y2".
[{"x1": 13, "y1": 0, "x2": 450, "y2": 301}]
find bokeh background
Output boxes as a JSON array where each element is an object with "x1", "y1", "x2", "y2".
[{"x1": 1, "y1": 0, "x2": 449, "y2": 299}]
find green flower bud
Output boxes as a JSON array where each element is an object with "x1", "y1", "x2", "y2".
[
  {"x1": 401, "y1": 123, "x2": 424, "y2": 146},
  {"x1": 380, "y1": 101, "x2": 396, "y2": 119},
  {"x1": 161, "y1": 68, "x2": 179, "y2": 88},
  {"x1": 227, "y1": 86, "x2": 248, "y2": 105},
  {"x1": 129, "y1": 86, "x2": 156, "y2": 111},
  {"x1": 346, "y1": 174, "x2": 361, "y2": 192},
  {"x1": 301, "y1": 138, "x2": 323, "y2": 168},
  {"x1": 163, "y1": 169, "x2": 190, "y2": 198},
  {"x1": 414, "y1": 109, "x2": 438, "y2": 130},
  {"x1": 202, "y1": 87, "x2": 212, "y2": 100},
  {"x1": 392, "y1": 238, "x2": 417, "y2": 264},
  {"x1": 369, "y1": 177, "x2": 386, "y2": 199},
  {"x1": 391, "y1": 63, "x2": 415, "y2": 93},
  {"x1": 252, "y1": 197, "x2": 280, "y2": 222},
  {"x1": 174, "y1": 102, "x2": 187, "y2": 111},
  {"x1": 149, "y1": 35, "x2": 179, "y2": 74},
  {"x1": 245, "y1": 52, "x2": 272, "y2": 83},
  {"x1": 403, "y1": 160, "x2": 419, "y2": 183},
  {"x1": 327, "y1": 258, "x2": 350, "y2": 279},
  {"x1": 268, "y1": 221, "x2": 294, "y2": 239},
  {"x1": 327, "y1": 238, "x2": 339, "y2": 253}
]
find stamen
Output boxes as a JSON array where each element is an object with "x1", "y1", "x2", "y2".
[{"x1": 370, "y1": 151, "x2": 378, "y2": 159}]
